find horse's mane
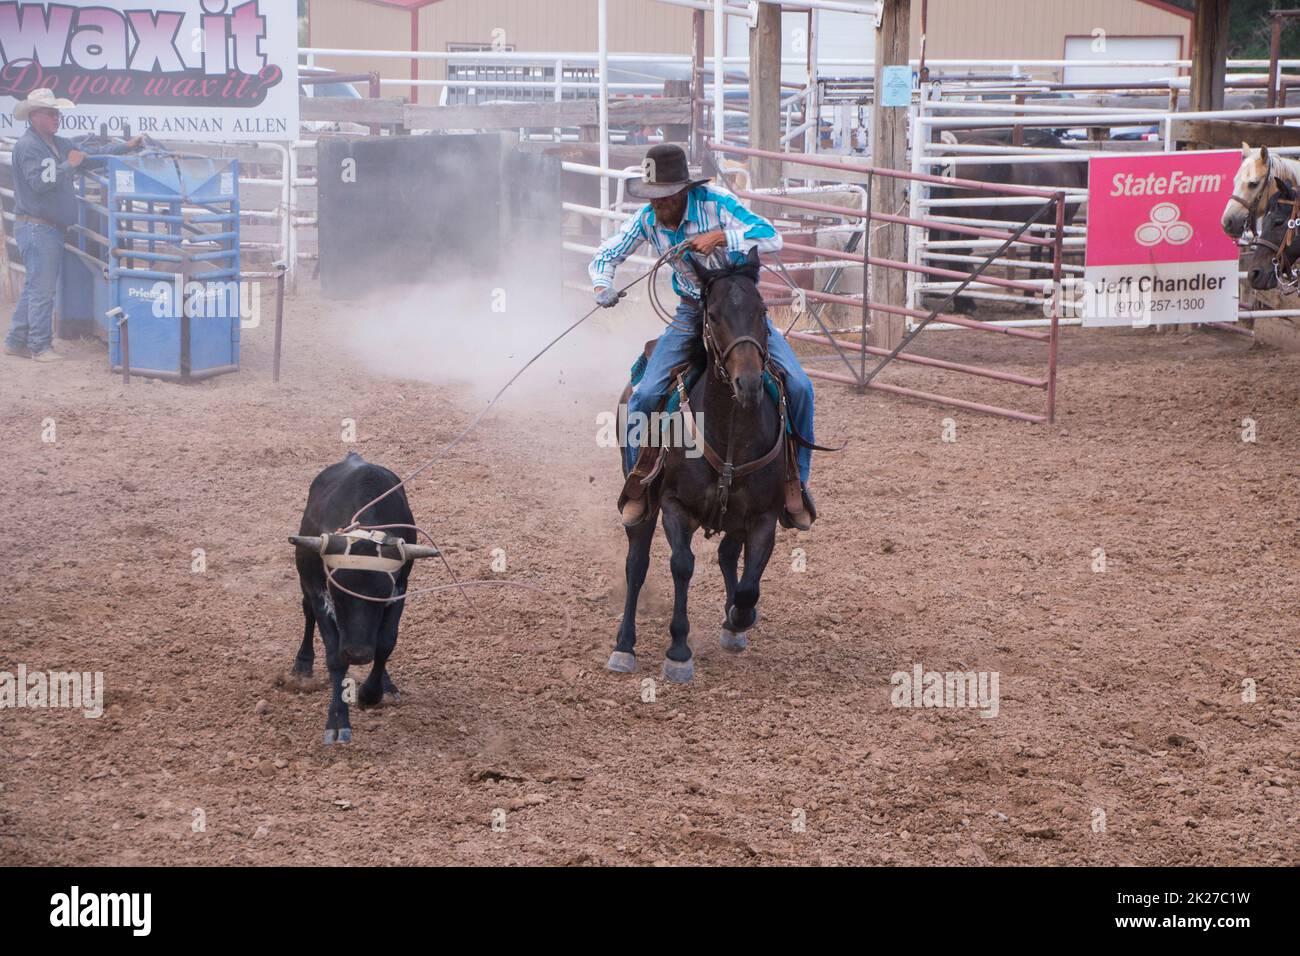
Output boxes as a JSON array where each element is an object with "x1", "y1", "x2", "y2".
[
  {"x1": 704, "y1": 256, "x2": 761, "y2": 285},
  {"x1": 1269, "y1": 153, "x2": 1300, "y2": 184}
]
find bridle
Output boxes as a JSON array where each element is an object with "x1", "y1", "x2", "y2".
[
  {"x1": 1228, "y1": 155, "x2": 1273, "y2": 246},
  {"x1": 680, "y1": 269, "x2": 787, "y2": 536},
  {"x1": 1261, "y1": 190, "x2": 1300, "y2": 294},
  {"x1": 697, "y1": 272, "x2": 769, "y2": 386}
]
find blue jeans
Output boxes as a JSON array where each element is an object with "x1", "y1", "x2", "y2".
[
  {"x1": 625, "y1": 297, "x2": 815, "y2": 484},
  {"x1": 5, "y1": 222, "x2": 64, "y2": 355}
]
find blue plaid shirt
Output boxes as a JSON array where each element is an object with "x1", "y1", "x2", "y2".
[{"x1": 589, "y1": 185, "x2": 783, "y2": 300}]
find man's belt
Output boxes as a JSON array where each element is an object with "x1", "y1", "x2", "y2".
[{"x1": 16, "y1": 215, "x2": 60, "y2": 228}]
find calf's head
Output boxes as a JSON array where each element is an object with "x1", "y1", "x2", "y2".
[{"x1": 290, "y1": 532, "x2": 438, "y2": 664}]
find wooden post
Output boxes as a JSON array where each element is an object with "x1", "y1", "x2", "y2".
[
  {"x1": 367, "y1": 71, "x2": 382, "y2": 136},
  {"x1": 409, "y1": 9, "x2": 420, "y2": 106},
  {"x1": 868, "y1": 0, "x2": 911, "y2": 350},
  {"x1": 1267, "y1": 15, "x2": 1282, "y2": 115},
  {"x1": 749, "y1": 1, "x2": 783, "y2": 189},
  {"x1": 664, "y1": 80, "x2": 691, "y2": 146},
  {"x1": 691, "y1": 9, "x2": 705, "y2": 161},
  {"x1": 1189, "y1": 0, "x2": 1228, "y2": 115},
  {"x1": 273, "y1": 265, "x2": 286, "y2": 383}
]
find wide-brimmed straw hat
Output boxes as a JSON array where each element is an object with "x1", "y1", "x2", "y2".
[
  {"x1": 14, "y1": 89, "x2": 76, "y2": 121},
  {"x1": 625, "y1": 144, "x2": 710, "y2": 200}
]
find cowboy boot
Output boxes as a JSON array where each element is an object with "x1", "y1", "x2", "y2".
[
  {"x1": 782, "y1": 483, "x2": 814, "y2": 531},
  {"x1": 620, "y1": 497, "x2": 647, "y2": 527},
  {"x1": 618, "y1": 444, "x2": 662, "y2": 527},
  {"x1": 779, "y1": 437, "x2": 814, "y2": 531},
  {"x1": 780, "y1": 483, "x2": 816, "y2": 531}
]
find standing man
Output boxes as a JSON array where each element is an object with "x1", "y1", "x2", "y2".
[
  {"x1": 590, "y1": 144, "x2": 817, "y2": 530},
  {"x1": 4, "y1": 89, "x2": 140, "y2": 362}
]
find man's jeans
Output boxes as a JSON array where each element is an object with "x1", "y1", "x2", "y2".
[
  {"x1": 5, "y1": 222, "x2": 64, "y2": 355},
  {"x1": 624, "y1": 297, "x2": 815, "y2": 484}
]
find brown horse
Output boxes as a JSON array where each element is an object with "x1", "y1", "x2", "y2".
[
  {"x1": 1242, "y1": 176, "x2": 1300, "y2": 290},
  {"x1": 607, "y1": 250, "x2": 788, "y2": 684}
]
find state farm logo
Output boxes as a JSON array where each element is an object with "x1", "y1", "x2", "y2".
[{"x1": 1134, "y1": 202, "x2": 1193, "y2": 247}]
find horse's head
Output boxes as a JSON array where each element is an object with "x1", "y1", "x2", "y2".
[
  {"x1": 1245, "y1": 176, "x2": 1300, "y2": 291},
  {"x1": 1223, "y1": 143, "x2": 1274, "y2": 239},
  {"x1": 689, "y1": 247, "x2": 768, "y2": 410}
]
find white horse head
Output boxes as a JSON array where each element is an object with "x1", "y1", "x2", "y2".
[{"x1": 1223, "y1": 143, "x2": 1275, "y2": 239}]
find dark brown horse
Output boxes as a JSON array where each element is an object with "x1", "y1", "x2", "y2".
[
  {"x1": 607, "y1": 249, "x2": 787, "y2": 683},
  {"x1": 1243, "y1": 176, "x2": 1300, "y2": 291}
]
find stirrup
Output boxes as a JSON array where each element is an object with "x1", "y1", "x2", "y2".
[
  {"x1": 620, "y1": 495, "x2": 649, "y2": 528},
  {"x1": 780, "y1": 485, "x2": 816, "y2": 531}
]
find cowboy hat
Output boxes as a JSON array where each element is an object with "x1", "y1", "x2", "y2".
[
  {"x1": 625, "y1": 144, "x2": 710, "y2": 200},
  {"x1": 14, "y1": 89, "x2": 76, "y2": 121}
]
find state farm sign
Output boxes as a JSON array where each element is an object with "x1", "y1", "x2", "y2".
[
  {"x1": 0, "y1": 1, "x2": 298, "y2": 141},
  {"x1": 1082, "y1": 151, "x2": 1241, "y2": 327}
]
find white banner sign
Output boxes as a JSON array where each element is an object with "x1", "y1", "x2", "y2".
[{"x1": 0, "y1": 1, "x2": 299, "y2": 141}]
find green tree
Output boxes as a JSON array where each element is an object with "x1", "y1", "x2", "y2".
[{"x1": 1166, "y1": 0, "x2": 1300, "y2": 60}]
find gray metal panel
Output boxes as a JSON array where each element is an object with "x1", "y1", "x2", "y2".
[{"x1": 318, "y1": 133, "x2": 506, "y2": 297}]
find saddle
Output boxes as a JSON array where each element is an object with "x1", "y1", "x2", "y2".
[{"x1": 617, "y1": 338, "x2": 814, "y2": 531}]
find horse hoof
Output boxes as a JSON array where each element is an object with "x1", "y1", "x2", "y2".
[
  {"x1": 324, "y1": 728, "x2": 352, "y2": 745},
  {"x1": 382, "y1": 691, "x2": 401, "y2": 706},
  {"x1": 662, "y1": 656, "x2": 694, "y2": 683},
  {"x1": 719, "y1": 628, "x2": 748, "y2": 652},
  {"x1": 606, "y1": 651, "x2": 637, "y2": 673},
  {"x1": 323, "y1": 729, "x2": 336, "y2": 745}
]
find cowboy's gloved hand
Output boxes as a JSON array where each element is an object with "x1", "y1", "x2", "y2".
[{"x1": 595, "y1": 286, "x2": 624, "y2": 309}]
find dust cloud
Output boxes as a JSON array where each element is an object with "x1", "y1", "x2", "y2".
[{"x1": 337, "y1": 235, "x2": 673, "y2": 424}]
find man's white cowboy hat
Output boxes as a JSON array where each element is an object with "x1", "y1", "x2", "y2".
[{"x1": 14, "y1": 89, "x2": 77, "y2": 121}]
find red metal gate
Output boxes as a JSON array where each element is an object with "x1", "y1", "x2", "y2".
[{"x1": 710, "y1": 142, "x2": 1067, "y2": 424}]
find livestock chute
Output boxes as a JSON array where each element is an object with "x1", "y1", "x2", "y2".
[{"x1": 60, "y1": 152, "x2": 242, "y2": 381}]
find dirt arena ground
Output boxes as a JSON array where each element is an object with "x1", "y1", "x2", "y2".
[{"x1": 2, "y1": 284, "x2": 1297, "y2": 866}]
